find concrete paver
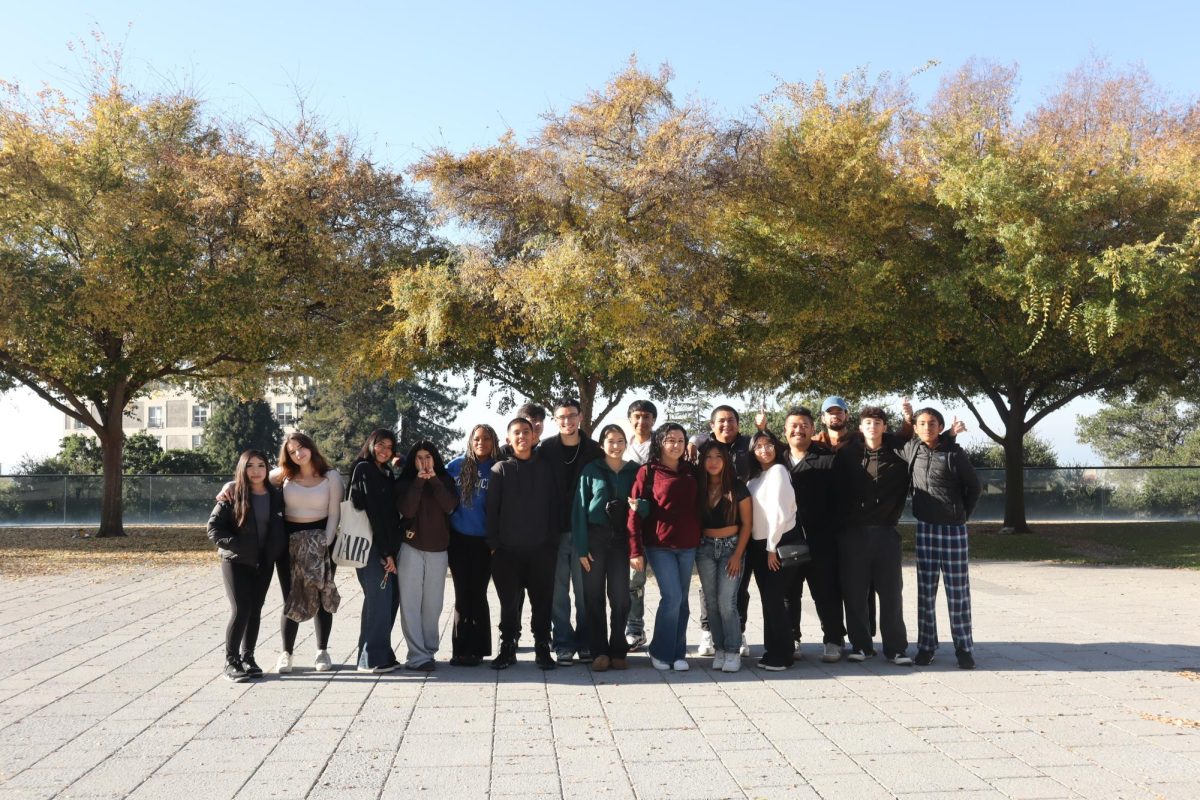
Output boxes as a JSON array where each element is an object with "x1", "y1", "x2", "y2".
[{"x1": 1, "y1": 561, "x2": 1198, "y2": 799}]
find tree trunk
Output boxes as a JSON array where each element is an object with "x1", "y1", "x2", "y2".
[
  {"x1": 1001, "y1": 427, "x2": 1030, "y2": 534},
  {"x1": 579, "y1": 389, "x2": 597, "y2": 435},
  {"x1": 97, "y1": 427, "x2": 126, "y2": 537}
]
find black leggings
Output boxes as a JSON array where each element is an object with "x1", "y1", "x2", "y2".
[
  {"x1": 448, "y1": 531, "x2": 493, "y2": 659},
  {"x1": 221, "y1": 559, "x2": 273, "y2": 659},
  {"x1": 277, "y1": 524, "x2": 336, "y2": 653}
]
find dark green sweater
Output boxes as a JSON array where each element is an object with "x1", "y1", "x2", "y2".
[{"x1": 571, "y1": 459, "x2": 642, "y2": 555}]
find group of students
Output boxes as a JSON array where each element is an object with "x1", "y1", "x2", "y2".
[{"x1": 207, "y1": 394, "x2": 982, "y2": 682}]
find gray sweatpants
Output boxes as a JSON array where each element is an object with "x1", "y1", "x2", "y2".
[{"x1": 398, "y1": 544, "x2": 448, "y2": 667}]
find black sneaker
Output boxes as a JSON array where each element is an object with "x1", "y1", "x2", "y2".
[
  {"x1": 223, "y1": 658, "x2": 249, "y2": 683},
  {"x1": 955, "y1": 649, "x2": 976, "y2": 670},
  {"x1": 490, "y1": 641, "x2": 517, "y2": 670},
  {"x1": 241, "y1": 653, "x2": 263, "y2": 678},
  {"x1": 450, "y1": 655, "x2": 482, "y2": 667},
  {"x1": 535, "y1": 643, "x2": 557, "y2": 670},
  {"x1": 846, "y1": 649, "x2": 875, "y2": 663},
  {"x1": 915, "y1": 649, "x2": 934, "y2": 667}
]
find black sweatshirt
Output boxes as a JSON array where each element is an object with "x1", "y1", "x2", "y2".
[
  {"x1": 833, "y1": 432, "x2": 911, "y2": 528},
  {"x1": 785, "y1": 441, "x2": 837, "y2": 541},
  {"x1": 538, "y1": 432, "x2": 604, "y2": 532},
  {"x1": 485, "y1": 450, "x2": 561, "y2": 552}
]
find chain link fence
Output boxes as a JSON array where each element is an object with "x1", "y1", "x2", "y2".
[{"x1": 0, "y1": 466, "x2": 1197, "y2": 526}]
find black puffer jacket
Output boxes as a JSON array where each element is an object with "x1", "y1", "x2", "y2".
[
  {"x1": 206, "y1": 485, "x2": 286, "y2": 566},
  {"x1": 903, "y1": 439, "x2": 982, "y2": 524}
]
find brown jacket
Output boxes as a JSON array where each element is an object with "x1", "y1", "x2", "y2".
[{"x1": 397, "y1": 474, "x2": 458, "y2": 552}]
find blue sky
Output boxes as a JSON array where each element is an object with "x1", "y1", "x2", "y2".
[{"x1": 2, "y1": 1, "x2": 1198, "y2": 467}]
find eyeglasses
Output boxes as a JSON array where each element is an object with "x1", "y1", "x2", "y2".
[
  {"x1": 753, "y1": 442, "x2": 776, "y2": 451},
  {"x1": 554, "y1": 412, "x2": 580, "y2": 422}
]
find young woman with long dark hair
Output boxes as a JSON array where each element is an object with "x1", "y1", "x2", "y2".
[
  {"x1": 746, "y1": 430, "x2": 802, "y2": 671},
  {"x1": 207, "y1": 449, "x2": 285, "y2": 682},
  {"x1": 628, "y1": 423, "x2": 701, "y2": 671},
  {"x1": 348, "y1": 429, "x2": 402, "y2": 673},
  {"x1": 446, "y1": 424, "x2": 501, "y2": 666},
  {"x1": 395, "y1": 440, "x2": 458, "y2": 671},
  {"x1": 573, "y1": 423, "x2": 641, "y2": 671},
  {"x1": 694, "y1": 440, "x2": 752, "y2": 673}
]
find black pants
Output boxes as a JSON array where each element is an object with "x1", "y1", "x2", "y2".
[
  {"x1": 748, "y1": 539, "x2": 799, "y2": 668},
  {"x1": 221, "y1": 558, "x2": 273, "y2": 659},
  {"x1": 783, "y1": 535, "x2": 847, "y2": 645},
  {"x1": 581, "y1": 525, "x2": 631, "y2": 659},
  {"x1": 448, "y1": 531, "x2": 493, "y2": 659},
  {"x1": 275, "y1": 543, "x2": 336, "y2": 653},
  {"x1": 839, "y1": 526, "x2": 907, "y2": 657},
  {"x1": 491, "y1": 544, "x2": 556, "y2": 645}
]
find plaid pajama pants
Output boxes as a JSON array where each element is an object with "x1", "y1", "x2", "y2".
[{"x1": 915, "y1": 521, "x2": 973, "y2": 653}]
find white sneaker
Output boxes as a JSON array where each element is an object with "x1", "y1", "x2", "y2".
[
  {"x1": 275, "y1": 652, "x2": 293, "y2": 674},
  {"x1": 822, "y1": 643, "x2": 842, "y2": 663},
  {"x1": 649, "y1": 655, "x2": 671, "y2": 671},
  {"x1": 672, "y1": 659, "x2": 689, "y2": 672},
  {"x1": 711, "y1": 650, "x2": 727, "y2": 671},
  {"x1": 889, "y1": 654, "x2": 914, "y2": 666},
  {"x1": 313, "y1": 650, "x2": 332, "y2": 672},
  {"x1": 722, "y1": 652, "x2": 741, "y2": 673},
  {"x1": 739, "y1": 636, "x2": 749, "y2": 657},
  {"x1": 697, "y1": 631, "x2": 715, "y2": 657},
  {"x1": 794, "y1": 639, "x2": 802, "y2": 654}
]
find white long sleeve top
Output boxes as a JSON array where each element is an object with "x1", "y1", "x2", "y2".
[{"x1": 746, "y1": 463, "x2": 797, "y2": 552}]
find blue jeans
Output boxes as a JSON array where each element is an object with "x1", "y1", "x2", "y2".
[
  {"x1": 355, "y1": 541, "x2": 399, "y2": 669},
  {"x1": 695, "y1": 536, "x2": 744, "y2": 653},
  {"x1": 643, "y1": 546, "x2": 696, "y2": 663},
  {"x1": 551, "y1": 531, "x2": 588, "y2": 655}
]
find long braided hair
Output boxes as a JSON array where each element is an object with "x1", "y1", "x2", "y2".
[{"x1": 458, "y1": 424, "x2": 500, "y2": 508}]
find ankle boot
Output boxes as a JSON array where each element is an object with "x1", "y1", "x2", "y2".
[{"x1": 491, "y1": 640, "x2": 517, "y2": 670}]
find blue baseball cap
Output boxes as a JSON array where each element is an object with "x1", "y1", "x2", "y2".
[{"x1": 821, "y1": 396, "x2": 849, "y2": 412}]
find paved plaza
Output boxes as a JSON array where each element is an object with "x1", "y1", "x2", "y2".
[{"x1": 0, "y1": 559, "x2": 1198, "y2": 800}]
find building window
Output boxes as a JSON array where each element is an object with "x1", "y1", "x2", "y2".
[
  {"x1": 192, "y1": 404, "x2": 209, "y2": 428},
  {"x1": 275, "y1": 403, "x2": 295, "y2": 426},
  {"x1": 147, "y1": 407, "x2": 164, "y2": 429},
  {"x1": 72, "y1": 418, "x2": 87, "y2": 430},
  {"x1": 192, "y1": 434, "x2": 204, "y2": 449}
]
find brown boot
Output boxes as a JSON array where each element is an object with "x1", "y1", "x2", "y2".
[{"x1": 591, "y1": 654, "x2": 611, "y2": 672}]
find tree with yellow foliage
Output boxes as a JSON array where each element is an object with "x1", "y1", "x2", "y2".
[
  {"x1": 727, "y1": 60, "x2": 1200, "y2": 531},
  {"x1": 389, "y1": 62, "x2": 742, "y2": 431},
  {"x1": 0, "y1": 65, "x2": 430, "y2": 535}
]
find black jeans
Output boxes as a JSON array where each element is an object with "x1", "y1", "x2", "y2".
[
  {"x1": 221, "y1": 558, "x2": 273, "y2": 659},
  {"x1": 448, "y1": 531, "x2": 493, "y2": 659},
  {"x1": 276, "y1": 541, "x2": 336, "y2": 653},
  {"x1": 839, "y1": 526, "x2": 908, "y2": 657},
  {"x1": 491, "y1": 544, "x2": 557, "y2": 646},
  {"x1": 748, "y1": 539, "x2": 799, "y2": 668},
  {"x1": 581, "y1": 525, "x2": 631, "y2": 659},
  {"x1": 783, "y1": 534, "x2": 847, "y2": 645}
]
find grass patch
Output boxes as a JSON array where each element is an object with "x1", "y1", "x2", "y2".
[
  {"x1": 0, "y1": 526, "x2": 211, "y2": 577},
  {"x1": 899, "y1": 521, "x2": 1200, "y2": 569},
  {"x1": 2, "y1": 522, "x2": 1197, "y2": 577}
]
